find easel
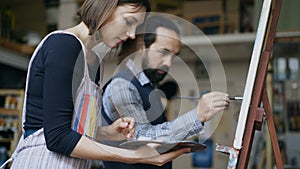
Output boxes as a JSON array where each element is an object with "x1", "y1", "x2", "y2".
[{"x1": 216, "y1": 0, "x2": 284, "y2": 168}]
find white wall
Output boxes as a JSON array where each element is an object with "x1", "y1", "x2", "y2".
[{"x1": 58, "y1": 0, "x2": 79, "y2": 29}]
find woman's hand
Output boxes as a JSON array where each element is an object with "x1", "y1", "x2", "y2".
[
  {"x1": 197, "y1": 92, "x2": 230, "y2": 123},
  {"x1": 111, "y1": 117, "x2": 136, "y2": 140},
  {"x1": 96, "y1": 117, "x2": 135, "y2": 141},
  {"x1": 132, "y1": 145, "x2": 191, "y2": 166},
  {"x1": 74, "y1": 137, "x2": 190, "y2": 166}
]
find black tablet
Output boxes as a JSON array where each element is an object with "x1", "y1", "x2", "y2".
[{"x1": 119, "y1": 140, "x2": 206, "y2": 154}]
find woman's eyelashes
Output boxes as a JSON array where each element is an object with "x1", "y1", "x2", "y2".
[{"x1": 124, "y1": 18, "x2": 133, "y2": 27}]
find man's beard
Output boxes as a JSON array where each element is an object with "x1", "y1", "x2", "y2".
[
  {"x1": 143, "y1": 66, "x2": 169, "y2": 85},
  {"x1": 142, "y1": 52, "x2": 169, "y2": 85}
]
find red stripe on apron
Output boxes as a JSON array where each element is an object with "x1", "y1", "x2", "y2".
[{"x1": 78, "y1": 94, "x2": 90, "y2": 134}]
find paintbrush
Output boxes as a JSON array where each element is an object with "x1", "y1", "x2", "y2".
[
  {"x1": 171, "y1": 96, "x2": 243, "y2": 100},
  {"x1": 108, "y1": 97, "x2": 125, "y2": 122},
  {"x1": 109, "y1": 97, "x2": 137, "y2": 140}
]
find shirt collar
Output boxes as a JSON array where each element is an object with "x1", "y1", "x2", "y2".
[
  {"x1": 126, "y1": 59, "x2": 151, "y2": 86},
  {"x1": 91, "y1": 42, "x2": 118, "y2": 62}
]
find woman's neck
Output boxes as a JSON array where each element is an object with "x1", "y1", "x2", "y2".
[{"x1": 65, "y1": 22, "x2": 90, "y2": 43}]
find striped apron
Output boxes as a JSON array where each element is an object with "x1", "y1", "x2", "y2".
[
  {"x1": 0, "y1": 31, "x2": 94, "y2": 169},
  {"x1": 9, "y1": 129, "x2": 91, "y2": 169}
]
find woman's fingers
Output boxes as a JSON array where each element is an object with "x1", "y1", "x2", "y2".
[
  {"x1": 144, "y1": 148, "x2": 191, "y2": 166},
  {"x1": 125, "y1": 117, "x2": 135, "y2": 130},
  {"x1": 115, "y1": 117, "x2": 135, "y2": 138},
  {"x1": 107, "y1": 117, "x2": 136, "y2": 140},
  {"x1": 123, "y1": 117, "x2": 135, "y2": 138}
]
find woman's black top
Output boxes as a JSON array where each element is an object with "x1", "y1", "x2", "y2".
[{"x1": 24, "y1": 33, "x2": 83, "y2": 156}]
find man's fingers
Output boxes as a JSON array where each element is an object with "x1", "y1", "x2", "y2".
[{"x1": 212, "y1": 100, "x2": 229, "y2": 107}]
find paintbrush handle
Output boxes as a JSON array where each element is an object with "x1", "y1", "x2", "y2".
[
  {"x1": 109, "y1": 97, "x2": 125, "y2": 122},
  {"x1": 171, "y1": 96, "x2": 201, "y2": 100},
  {"x1": 172, "y1": 96, "x2": 243, "y2": 100}
]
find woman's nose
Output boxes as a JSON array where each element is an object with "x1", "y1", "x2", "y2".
[{"x1": 126, "y1": 28, "x2": 136, "y2": 39}]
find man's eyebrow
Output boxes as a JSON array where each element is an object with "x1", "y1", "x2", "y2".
[
  {"x1": 162, "y1": 48, "x2": 180, "y2": 56},
  {"x1": 162, "y1": 48, "x2": 171, "y2": 53}
]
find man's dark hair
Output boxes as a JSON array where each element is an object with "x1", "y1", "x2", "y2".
[{"x1": 144, "y1": 15, "x2": 180, "y2": 48}]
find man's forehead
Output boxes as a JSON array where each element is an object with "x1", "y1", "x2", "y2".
[{"x1": 155, "y1": 27, "x2": 180, "y2": 40}]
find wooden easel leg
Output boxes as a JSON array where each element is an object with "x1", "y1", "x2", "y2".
[{"x1": 262, "y1": 88, "x2": 284, "y2": 169}]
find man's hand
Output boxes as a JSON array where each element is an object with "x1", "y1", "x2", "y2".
[{"x1": 197, "y1": 92, "x2": 229, "y2": 123}]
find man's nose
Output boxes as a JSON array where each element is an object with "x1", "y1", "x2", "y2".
[{"x1": 163, "y1": 55, "x2": 173, "y2": 67}]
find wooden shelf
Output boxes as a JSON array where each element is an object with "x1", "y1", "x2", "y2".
[
  {"x1": 0, "y1": 89, "x2": 24, "y2": 95},
  {"x1": 0, "y1": 108, "x2": 20, "y2": 116},
  {"x1": 0, "y1": 38, "x2": 35, "y2": 56},
  {"x1": 0, "y1": 89, "x2": 24, "y2": 157},
  {"x1": 0, "y1": 138, "x2": 13, "y2": 143},
  {"x1": 0, "y1": 47, "x2": 30, "y2": 70}
]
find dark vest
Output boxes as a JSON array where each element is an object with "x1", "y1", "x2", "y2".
[{"x1": 101, "y1": 70, "x2": 171, "y2": 169}]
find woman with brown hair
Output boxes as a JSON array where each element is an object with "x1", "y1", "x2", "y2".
[{"x1": 4, "y1": 1, "x2": 191, "y2": 169}]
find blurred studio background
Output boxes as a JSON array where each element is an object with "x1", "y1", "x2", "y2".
[{"x1": 0, "y1": 0, "x2": 300, "y2": 168}]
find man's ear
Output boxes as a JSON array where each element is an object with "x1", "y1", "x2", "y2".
[{"x1": 136, "y1": 36, "x2": 145, "y2": 51}]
